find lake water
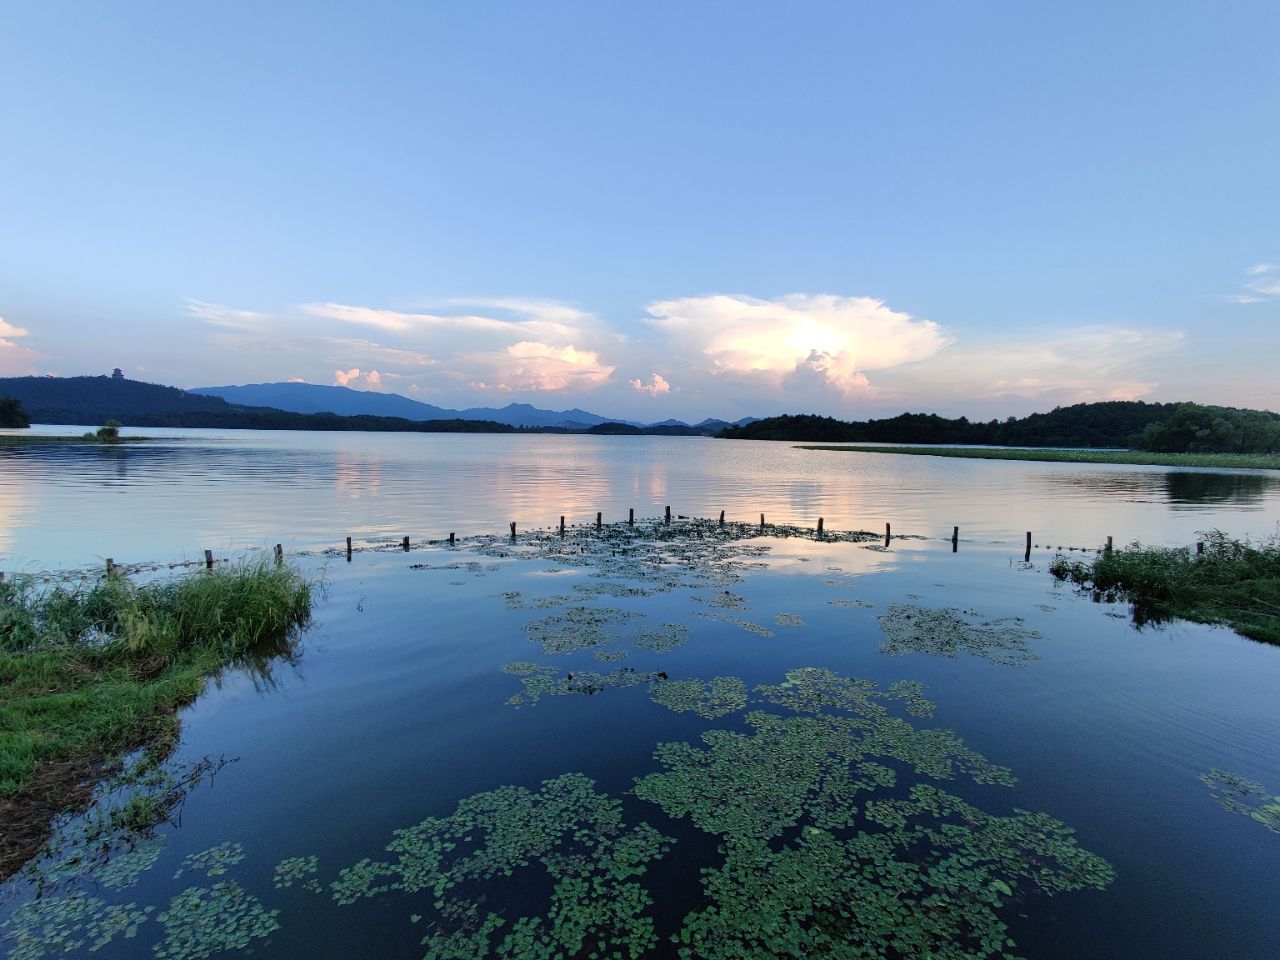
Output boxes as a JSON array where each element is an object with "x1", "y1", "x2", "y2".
[
  {"x1": 3, "y1": 429, "x2": 1280, "y2": 959},
  {"x1": 2, "y1": 427, "x2": 1279, "y2": 571}
]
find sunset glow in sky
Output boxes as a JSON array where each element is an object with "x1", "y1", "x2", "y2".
[{"x1": 2, "y1": 1, "x2": 1277, "y2": 421}]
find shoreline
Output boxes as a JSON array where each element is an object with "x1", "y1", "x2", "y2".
[{"x1": 798, "y1": 444, "x2": 1280, "y2": 471}]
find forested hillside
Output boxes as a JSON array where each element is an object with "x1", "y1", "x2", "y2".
[
  {"x1": 0, "y1": 376, "x2": 514, "y2": 433},
  {"x1": 720, "y1": 400, "x2": 1278, "y2": 452}
]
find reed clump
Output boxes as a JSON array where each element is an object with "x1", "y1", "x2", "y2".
[
  {"x1": 0, "y1": 562, "x2": 311, "y2": 853},
  {"x1": 1050, "y1": 530, "x2": 1280, "y2": 644}
]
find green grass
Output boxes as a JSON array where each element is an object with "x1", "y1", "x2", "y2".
[
  {"x1": 0, "y1": 563, "x2": 311, "y2": 809},
  {"x1": 799, "y1": 444, "x2": 1280, "y2": 470},
  {"x1": 1050, "y1": 530, "x2": 1280, "y2": 644}
]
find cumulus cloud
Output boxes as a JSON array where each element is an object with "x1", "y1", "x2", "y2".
[
  {"x1": 645, "y1": 294, "x2": 949, "y2": 396},
  {"x1": 333, "y1": 367, "x2": 385, "y2": 390},
  {"x1": 460, "y1": 341, "x2": 615, "y2": 393},
  {"x1": 630, "y1": 373, "x2": 671, "y2": 397}
]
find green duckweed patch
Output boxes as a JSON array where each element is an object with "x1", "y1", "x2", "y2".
[
  {"x1": 154, "y1": 882, "x2": 280, "y2": 960},
  {"x1": 1051, "y1": 530, "x2": 1280, "y2": 645},
  {"x1": 877, "y1": 604, "x2": 1041, "y2": 666},
  {"x1": 632, "y1": 624, "x2": 688, "y2": 653},
  {"x1": 1202, "y1": 768, "x2": 1280, "y2": 833},
  {"x1": 649, "y1": 676, "x2": 748, "y2": 719},
  {"x1": 522, "y1": 605, "x2": 642, "y2": 655},
  {"x1": 505, "y1": 665, "x2": 667, "y2": 707}
]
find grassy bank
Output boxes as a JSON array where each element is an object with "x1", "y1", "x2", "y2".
[
  {"x1": 799, "y1": 444, "x2": 1280, "y2": 470},
  {"x1": 0, "y1": 562, "x2": 311, "y2": 877},
  {"x1": 1050, "y1": 531, "x2": 1280, "y2": 644}
]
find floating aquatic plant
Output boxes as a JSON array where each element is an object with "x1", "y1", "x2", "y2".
[
  {"x1": 272, "y1": 855, "x2": 321, "y2": 892},
  {"x1": 634, "y1": 669, "x2": 1109, "y2": 959},
  {"x1": 1202, "y1": 768, "x2": 1280, "y2": 833},
  {"x1": 877, "y1": 604, "x2": 1041, "y2": 666},
  {"x1": 523, "y1": 605, "x2": 641, "y2": 655},
  {"x1": 693, "y1": 590, "x2": 749, "y2": 611},
  {"x1": 328, "y1": 772, "x2": 672, "y2": 959},
  {"x1": 632, "y1": 623, "x2": 688, "y2": 652},
  {"x1": 649, "y1": 676, "x2": 748, "y2": 719},
  {"x1": 695, "y1": 611, "x2": 775, "y2": 638},
  {"x1": 2, "y1": 892, "x2": 151, "y2": 959},
  {"x1": 173, "y1": 841, "x2": 244, "y2": 879},
  {"x1": 154, "y1": 882, "x2": 280, "y2": 960},
  {"x1": 774, "y1": 612, "x2": 806, "y2": 627},
  {"x1": 505, "y1": 665, "x2": 666, "y2": 707}
]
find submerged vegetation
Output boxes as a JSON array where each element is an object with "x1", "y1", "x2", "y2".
[
  {"x1": 1050, "y1": 530, "x2": 1280, "y2": 644},
  {"x1": 0, "y1": 562, "x2": 311, "y2": 877},
  {"x1": 800, "y1": 444, "x2": 1280, "y2": 471}
]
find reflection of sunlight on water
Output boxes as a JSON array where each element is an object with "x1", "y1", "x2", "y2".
[{"x1": 0, "y1": 460, "x2": 34, "y2": 558}]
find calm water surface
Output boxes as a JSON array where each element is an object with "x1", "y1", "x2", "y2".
[
  {"x1": 2, "y1": 427, "x2": 1278, "y2": 570},
  {"x1": 2, "y1": 429, "x2": 1279, "y2": 959}
]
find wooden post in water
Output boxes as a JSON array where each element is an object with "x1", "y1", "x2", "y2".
[
  {"x1": 760, "y1": 513, "x2": 765, "y2": 531},
  {"x1": 560, "y1": 515, "x2": 566, "y2": 537},
  {"x1": 275, "y1": 543, "x2": 284, "y2": 563},
  {"x1": 665, "y1": 505, "x2": 671, "y2": 525},
  {"x1": 449, "y1": 532, "x2": 456, "y2": 545},
  {"x1": 346, "y1": 537, "x2": 353, "y2": 560},
  {"x1": 817, "y1": 517, "x2": 824, "y2": 538},
  {"x1": 952, "y1": 526, "x2": 959, "y2": 551},
  {"x1": 1024, "y1": 532, "x2": 1031, "y2": 562},
  {"x1": 628, "y1": 508, "x2": 635, "y2": 526},
  {"x1": 719, "y1": 509, "x2": 725, "y2": 527},
  {"x1": 596, "y1": 511, "x2": 602, "y2": 531},
  {"x1": 1105, "y1": 536, "x2": 1113, "y2": 554},
  {"x1": 204, "y1": 549, "x2": 214, "y2": 570},
  {"x1": 1197, "y1": 540, "x2": 1204, "y2": 555},
  {"x1": 402, "y1": 536, "x2": 410, "y2": 551},
  {"x1": 106, "y1": 558, "x2": 115, "y2": 576},
  {"x1": 509, "y1": 521, "x2": 517, "y2": 541}
]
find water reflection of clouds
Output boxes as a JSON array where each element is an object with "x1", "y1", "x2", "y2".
[{"x1": 1038, "y1": 469, "x2": 1279, "y2": 511}]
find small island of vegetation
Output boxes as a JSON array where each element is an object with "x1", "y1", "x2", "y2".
[{"x1": 1051, "y1": 530, "x2": 1280, "y2": 645}]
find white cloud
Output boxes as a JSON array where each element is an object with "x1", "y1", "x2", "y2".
[
  {"x1": 460, "y1": 341, "x2": 615, "y2": 393},
  {"x1": 874, "y1": 326, "x2": 1184, "y2": 409},
  {"x1": 1227, "y1": 263, "x2": 1280, "y2": 302},
  {"x1": 333, "y1": 367, "x2": 386, "y2": 390},
  {"x1": 0, "y1": 314, "x2": 41, "y2": 375},
  {"x1": 0, "y1": 316, "x2": 30, "y2": 339},
  {"x1": 630, "y1": 373, "x2": 671, "y2": 397},
  {"x1": 645, "y1": 294, "x2": 949, "y2": 396},
  {"x1": 185, "y1": 299, "x2": 270, "y2": 330}
]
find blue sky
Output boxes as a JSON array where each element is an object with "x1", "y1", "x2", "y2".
[{"x1": 1, "y1": 1, "x2": 1277, "y2": 421}]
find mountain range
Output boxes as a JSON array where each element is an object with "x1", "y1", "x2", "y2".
[{"x1": 191, "y1": 382, "x2": 751, "y2": 431}]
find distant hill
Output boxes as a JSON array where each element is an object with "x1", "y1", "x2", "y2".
[
  {"x1": 0, "y1": 376, "x2": 515, "y2": 434},
  {"x1": 193, "y1": 382, "x2": 635, "y2": 429}
]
